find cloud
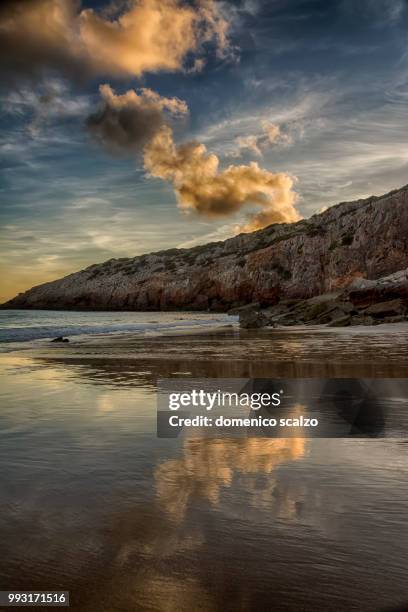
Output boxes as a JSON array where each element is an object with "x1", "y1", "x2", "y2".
[
  {"x1": 177, "y1": 224, "x2": 237, "y2": 248},
  {"x1": 87, "y1": 84, "x2": 188, "y2": 154},
  {"x1": 155, "y1": 437, "x2": 306, "y2": 520},
  {"x1": 185, "y1": 58, "x2": 207, "y2": 74},
  {"x1": 263, "y1": 121, "x2": 285, "y2": 143},
  {"x1": 342, "y1": 0, "x2": 406, "y2": 25},
  {"x1": 235, "y1": 121, "x2": 291, "y2": 157},
  {"x1": 143, "y1": 125, "x2": 299, "y2": 231},
  {"x1": 1, "y1": 77, "x2": 91, "y2": 137},
  {"x1": 235, "y1": 134, "x2": 263, "y2": 156},
  {"x1": 84, "y1": 82, "x2": 298, "y2": 233},
  {"x1": 0, "y1": 0, "x2": 230, "y2": 81}
]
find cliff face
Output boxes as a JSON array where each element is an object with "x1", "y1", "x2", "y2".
[{"x1": 4, "y1": 185, "x2": 408, "y2": 311}]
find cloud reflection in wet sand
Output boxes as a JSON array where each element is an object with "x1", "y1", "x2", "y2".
[{"x1": 155, "y1": 437, "x2": 306, "y2": 521}]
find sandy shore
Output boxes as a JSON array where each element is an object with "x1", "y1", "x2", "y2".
[
  {"x1": 1, "y1": 322, "x2": 408, "y2": 612},
  {"x1": 2, "y1": 321, "x2": 408, "y2": 378}
]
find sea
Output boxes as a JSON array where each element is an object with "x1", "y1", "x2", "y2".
[{"x1": 0, "y1": 309, "x2": 234, "y2": 343}]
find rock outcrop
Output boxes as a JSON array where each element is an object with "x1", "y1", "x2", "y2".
[
  {"x1": 237, "y1": 268, "x2": 408, "y2": 328},
  {"x1": 3, "y1": 185, "x2": 408, "y2": 311}
]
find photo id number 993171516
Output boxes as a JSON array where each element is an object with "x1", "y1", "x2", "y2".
[{"x1": 0, "y1": 592, "x2": 69, "y2": 607}]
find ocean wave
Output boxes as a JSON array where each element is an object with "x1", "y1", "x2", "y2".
[{"x1": 0, "y1": 311, "x2": 235, "y2": 343}]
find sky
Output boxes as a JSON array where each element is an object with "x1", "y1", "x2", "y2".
[{"x1": 1, "y1": 0, "x2": 408, "y2": 302}]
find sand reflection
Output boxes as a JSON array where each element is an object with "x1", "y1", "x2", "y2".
[{"x1": 155, "y1": 437, "x2": 306, "y2": 521}]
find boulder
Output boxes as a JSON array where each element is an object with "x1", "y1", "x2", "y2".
[
  {"x1": 348, "y1": 268, "x2": 408, "y2": 309},
  {"x1": 327, "y1": 315, "x2": 352, "y2": 327},
  {"x1": 51, "y1": 336, "x2": 69, "y2": 343},
  {"x1": 382, "y1": 315, "x2": 406, "y2": 324},
  {"x1": 349, "y1": 315, "x2": 375, "y2": 326},
  {"x1": 239, "y1": 309, "x2": 270, "y2": 329},
  {"x1": 363, "y1": 298, "x2": 406, "y2": 318},
  {"x1": 228, "y1": 302, "x2": 260, "y2": 316}
]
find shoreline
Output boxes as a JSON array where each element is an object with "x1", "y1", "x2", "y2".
[
  {"x1": 1, "y1": 319, "x2": 408, "y2": 349},
  {"x1": 0, "y1": 322, "x2": 239, "y2": 353},
  {"x1": 2, "y1": 321, "x2": 408, "y2": 379}
]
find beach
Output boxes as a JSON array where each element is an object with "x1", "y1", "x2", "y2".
[
  {"x1": 2, "y1": 1, "x2": 408, "y2": 609},
  {"x1": 0, "y1": 313, "x2": 408, "y2": 610},
  {"x1": 4, "y1": 317, "x2": 408, "y2": 377}
]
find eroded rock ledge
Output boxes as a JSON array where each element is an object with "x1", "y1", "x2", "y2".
[{"x1": 237, "y1": 268, "x2": 408, "y2": 328}]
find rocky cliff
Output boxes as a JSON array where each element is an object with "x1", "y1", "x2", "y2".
[{"x1": 3, "y1": 185, "x2": 408, "y2": 311}]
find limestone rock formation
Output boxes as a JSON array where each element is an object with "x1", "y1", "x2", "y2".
[{"x1": 3, "y1": 185, "x2": 408, "y2": 312}]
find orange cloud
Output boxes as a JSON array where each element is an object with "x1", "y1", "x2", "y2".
[
  {"x1": 0, "y1": 0, "x2": 229, "y2": 79},
  {"x1": 86, "y1": 86, "x2": 299, "y2": 232},
  {"x1": 144, "y1": 125, "x2": 299, "y2": 230},
  {"x1": 235, "y1": 121, "x2": 292, "y2": 157}
]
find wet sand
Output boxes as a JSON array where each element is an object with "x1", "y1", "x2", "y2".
[
  {"x1": 0, "y1": 323, "x2": 408, "y2": 611},
  {"x1": 6, "y1": 321, "x2": 408, "y2": 378}
]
